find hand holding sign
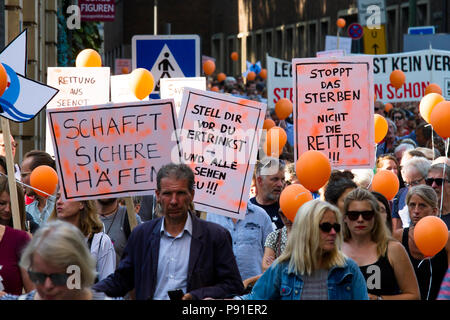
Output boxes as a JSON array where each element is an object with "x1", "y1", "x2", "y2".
[{"x1": 30, "y1": 165, "x2": 58, "y2": 198}]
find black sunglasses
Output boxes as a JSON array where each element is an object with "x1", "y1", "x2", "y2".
[
  {"x1": 27, "y1": 270, "x2": 69, "y2": 286},
  {"x1": 425, "y1": 178, "x2": 448, "y2": 187},
  {"x1": 346, "y1": 210, "x2": 375, "y2": 221},
  {"x1": 319, "y1": 222, "x2": 341, "y2": 233}
]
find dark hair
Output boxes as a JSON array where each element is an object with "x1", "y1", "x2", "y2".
[
  {"x1": 156, "y1": 163, "x2": 195, "y2": 192},
  {"x1": 23, "y1": 150, "x2": 56, "y2": 171},
  {"x1": 0, "y1": 155, "x2": 7, "y2": 174},
  {"x1": 324, "y1": 170, "x2": 357, "y2": 205},
  {"x1": 371, "y1": 191, "x2": 393, "y2": 233},
  {"x1": 416, "y1": 123, "x2": 433, "y2": 140},
  {"x1": 0, "y1": 175, "x2": 26, "y2": 230}
]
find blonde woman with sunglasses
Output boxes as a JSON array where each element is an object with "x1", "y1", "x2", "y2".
[{"x1": 342, "y1": 188, "x2": 419, "y2": 300}]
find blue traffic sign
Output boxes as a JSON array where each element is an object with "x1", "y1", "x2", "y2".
[
  {"x1": 348, "y1": 23, "x2": 364, "y2": 40},
  {"x1": 408, "y1": 26, "x2": 435, "y2": 35},
  {"x1": 132, "y1": 35, "x2": 201, "y2": 99}
]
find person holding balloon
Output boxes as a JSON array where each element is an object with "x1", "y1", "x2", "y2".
[
  {"x1": 341, "y1": 188, "x2": 420, "y2": 300},
  {"x1": 238, "y1": 199, "x2": 368, "y2": 300},
  {"x1": 48, "y1": 190, "x2": 116, "y2": 282},
  {"x1": 21, "y1": 150, "x2": 57, "y2": 227},
  {"x1": 393, "y1": 185, "x2": 450, "y2": 300}
]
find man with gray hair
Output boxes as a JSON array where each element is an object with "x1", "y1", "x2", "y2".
[
  {"x1": 427, "y1": 163, "x2": 450, "y2": 228},
  {"x1": 93, "y1": 163, "x2": 243, "y2": 300},
  {"x1": 392, "y1": 157, "x2": 432, "y2": 229},
  {"x1": 249, "y1": 157, "x2": 286, "y2": 229}
]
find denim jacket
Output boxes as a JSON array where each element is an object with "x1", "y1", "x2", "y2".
[{"x1": 241, "y1": 257, "x2": 368, "y2": 300}]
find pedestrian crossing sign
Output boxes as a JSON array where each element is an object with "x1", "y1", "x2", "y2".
[{"x1": 132, "y1": 35, "x2": 201, "y2": 99}]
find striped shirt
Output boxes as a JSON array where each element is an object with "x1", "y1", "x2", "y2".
[
  {"x1": 438, "y1": 267, "x2": 450, "y2": 300},
  {"x1": 301, "y1": 269, "x2": 328, "y2": 300}
]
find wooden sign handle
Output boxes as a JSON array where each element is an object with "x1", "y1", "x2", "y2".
[
  {"x1": 1, "y1": 118, "x2": 22, "y2": 230},
  {"x1": 124, "y1": 196, "x2": 138, "y2": 231}
]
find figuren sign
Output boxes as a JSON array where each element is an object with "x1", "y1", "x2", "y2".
[
  {"x1": 47, "y1": 100, "x2": 181, "y2": 201},
  {"x1": 178, "y1": 88, "x2": 266, "y2": 219},
  {"x1": 293, "y1": 55, "x2": 375, "y2": 169}
]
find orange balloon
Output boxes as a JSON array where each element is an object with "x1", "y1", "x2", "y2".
[
  {"x1": 295, "y1": 151, "x2": 331, "y2": 192},
  {"x1": 203, "y1": 60, "x2": 216, "y2": 76},
  {"x1": 259, "y1": 68, "x2": 267, "y2": 80},
  {"x1": 384, "y1": 102, "x2": 393, "y2": 113},
  {"x1": 129, "y1": 68, "x2": 155, "y2": 100},
  {"x1": 0, "y1": 63, "x2": 7, "y2": 97},
  {"x1": 430, "y1": 100, "x2": 450, "y2": 139},
  {"x1": 211, "y1": 86, "x2": 219, "y2": 92},
  {"x1": 75, "y1": 49, "x2": 102, "y2": 67},
  {"x1": 337, "y1": 18, "x2": 346, "y2": 28},
  {"x1": 217, "y1": 72, "x2": 226, "y2": 82},
  {"x1": 231, "y1": 51, "x2": 239, "y2": 61},
  {"x1": 263, "y1": 126, "x2": 287, "y2": 157},
  {"x1": 374, "y1": 114, "x2": 388, "y2": 144},
  {"x1": 419, "y1": 93, "x2": 444, "y2": 124},
  {"x1": 121, "y1": 67, "x2": 129, "y2": 74},
  {"x1": 30, "y1": 165, "x2": 58, "y2": 198},
  {"x1": 279, "y1": 184, "x2": 313, "y2": 222},
  {"x1": 371, "y1": 170, "x2": 399, "y2": 200},
  {"x1": 424, "y1": 83, "x2": 442, "y2": 96},
  {"x1": 263, "y1": 119, "x2": 276, "y2": 130},
  {"x1": 389, "y1": 70, "x2": 405, "y2": 89},
  {"x1": 275, "y1": 98, "x2": 293, "y2": 120},
  {"x1": 414, "y1": 216, "x2": 449, "y2": 257},
  {"x1": 247, "y1": 71, "x2": 256, "y2": 81}
]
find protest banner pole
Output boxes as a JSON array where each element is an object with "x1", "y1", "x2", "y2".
[
  {"x1": 124, "y1": 197, "x2": 138, "y2": 231},
  {"x1": 1, "y1": 118, "x2": 22, "y2": 230}
]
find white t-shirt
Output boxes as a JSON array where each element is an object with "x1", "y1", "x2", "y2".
[{"x1": 88, "y1": 232, "x2": 116, "y2": 281}]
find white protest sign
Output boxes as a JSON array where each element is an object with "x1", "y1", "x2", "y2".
[
  {"x1": 46, "y1": 67, "x2": 111, "y2": 155},
  {"x1": 293, "y1": 55, "x2": 375, "y2": 169},
  {"x1": 325, "y1": 35, "x2": 352, "y2": 54},
  {"x1": 160, "y1": 77, "x2": 206, "y2": 115},
  {"x1": 370, "y1": 49, "x2": 450, "y2": 102},
  {"x1": 47, "y1": 100, "x2": 181, "y2": 201},
  {"x1": 110, "y1": 74, "x2": 149, "y2": 103},
  {"x1": 178, "y1": 88, "x2": 266, "y2": 219},
  {"x1": 266, "y1": 54, "x2": 292, "y2": 107}
]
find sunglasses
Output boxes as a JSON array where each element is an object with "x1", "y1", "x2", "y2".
[
  {"x1": 393, "y1": 116, "x2": 404, "y2": 121},
  {"x1": 425, "y1": 178, "x2": 448, "y2": 186},
  {"x1": 319, "y1": 222, "x2": 341, "y2": 233},
  {"x1": 404, "y1": 177, "x2": 425, "y2": 188},
  {"x1": 346, "y1": 210, "x2": 375, "y2": 221},
  {"x1": 27, "y1": 270, "x2": 69, "y2": 286}
]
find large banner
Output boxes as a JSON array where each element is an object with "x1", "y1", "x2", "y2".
[
  {"x1": 293, "y1": 55, "x2": 375, "y2": 169},
  {"x1": 178, "y1": 88, "x2": 266, "y2": 219},
  {"x1": 47, "y1": 100, "x2": 181, "y2": 201},
  {"x1": 266, "y1": 54, "x2": 292, "y2": 107},
  {"x1": 371, "y1": 48, "x2": 450, "y2": 102}
]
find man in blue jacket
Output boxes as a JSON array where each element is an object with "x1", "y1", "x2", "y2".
[{"x1": 93, "y1": 163, "x2": 244, "y2": 300}]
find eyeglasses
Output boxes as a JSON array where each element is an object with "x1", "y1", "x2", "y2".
[
  {"x1": 404, "y1": 177, "x2": 425, "y2": 188},
  {"x1": 27, "y1": 270, "x2": 69, "y2": 286},
  {"x1": 319, "y1": 222, "x2": 341, "y2": 233},
  {"x1": 425, "y1": 178, "x2": 449, "y2": 186},
  {"x1": 346, "y1": 210, "x2": 375, "y2": 221}
]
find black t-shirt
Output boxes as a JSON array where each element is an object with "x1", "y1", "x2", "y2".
[
  {"x1": 441, "y1": 214, "x2": 450, "y2": 230},
  {"x1": 249, "y1": 197, "x2": 284, "y2": 229}
]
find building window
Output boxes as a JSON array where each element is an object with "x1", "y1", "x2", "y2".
[
  {"x1": 308, "y1": 21, "x2": 317, "y2": 57},
  {"x1": 319, "y1": 18, "x2": 330, "y2": 52},
  {"x1": 297, "y1": 23, "x2": 306, "y2": 57},
  {"x1": 265, "y1": 30, "x2": 273, "y2": 57},
  {"x1": 286, "y1": 26, "x2": 294, "y2": 60},
  {"x1": 276, "y1": 28, "x2": 283, "y2": 58},
  {"x1": 386, "y1": 6, "x2": 398, "y2": 53}
]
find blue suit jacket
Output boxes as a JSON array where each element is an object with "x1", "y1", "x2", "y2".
[{"x1": 93, "y1": 213, "x2": 244, "y2": 300}]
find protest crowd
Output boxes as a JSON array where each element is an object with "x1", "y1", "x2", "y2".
[{"x1": 1, "y1": 17, "x2": 450, "y2": 304}]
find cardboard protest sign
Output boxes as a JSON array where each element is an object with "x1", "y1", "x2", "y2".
[
  {"x1": 46, "y1": 67, "x2": 111, "y2": 155},
  {"x1": 47, "y1": 100, "x2": 181, "y2": 201},
  {"x1": 293, "y1": 55, "x2": 375, "y2": 169},
  {"x1": 110, "y1": 74, "x2": 148, "y2": 103},
  {"x1": 178, "y1": 88, "x2": 266, "y2": 219},
  {"x1": 160, "y1": 77, "x2": 206, "y2": 115},
  {"x1": 266, "y1": 54, "x2": 292, "y2": 107},
  {"x1": 371, "y1": 49, "x2": 450, "y2": 102}
]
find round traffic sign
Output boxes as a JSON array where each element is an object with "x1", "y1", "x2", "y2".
[{"x1": 347, "y1": 23, "x2": 364, "y2": 40}]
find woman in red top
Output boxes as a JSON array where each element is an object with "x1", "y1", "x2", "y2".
[{"x1": 0, "y1": 175, "x2": 34, "y2": 296}]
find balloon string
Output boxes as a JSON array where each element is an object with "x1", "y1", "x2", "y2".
[
  {"x1": 0, "y1": 172, "x2": 56, "y2": 200},
  {"x1": 418, "y1": 257, "x2": 433, "y2": 301}
]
